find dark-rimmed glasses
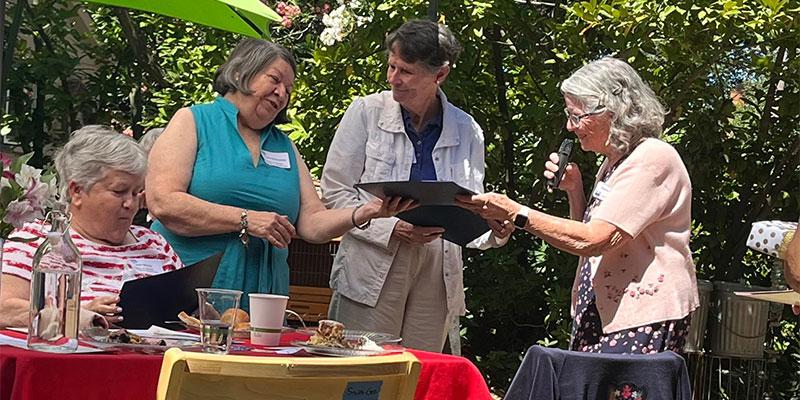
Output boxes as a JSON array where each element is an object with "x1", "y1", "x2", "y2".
[{"x1": 563, "y1": 106, "x2": 606, "y2": 126}]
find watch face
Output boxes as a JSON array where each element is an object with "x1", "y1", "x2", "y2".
[{"x1": 514, "y1": 213, "x2": 528, "y2": 229}]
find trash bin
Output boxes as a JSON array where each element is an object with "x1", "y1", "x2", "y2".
[
  {"x1": 684, "y1": 279, "x2": 713, "y2": 353},
  {"x1": 707, "y1": 281, "x2": 770, "y2": 359}
]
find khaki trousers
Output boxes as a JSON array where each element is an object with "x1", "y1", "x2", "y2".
[{"x1": 329, "y1": 240, "x2": 451, "y2": 352}]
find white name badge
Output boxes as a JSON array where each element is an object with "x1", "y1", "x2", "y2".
[
  {"x1": 261, "y1": 150, "x2": 291, "y2": 169},
  {"x1": 128, "y1": 259, "x2": 165, "y2": 276},
  {"x1": 591, "y1": 182, "x2": 611, "y2": 201}
]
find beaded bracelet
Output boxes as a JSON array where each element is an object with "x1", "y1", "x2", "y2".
[
  {"x1": 239, "y1": 210, "x2": 249, "y2": 247},
  {"x1": 351, "y1": 204, "x2": 370, "y2": 230}
]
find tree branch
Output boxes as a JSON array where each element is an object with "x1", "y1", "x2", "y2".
[
  {"x1": 490, "y1": 24, "x2": 516, "y2": 196},
  {"x1": 112, "y1": 8, "x2": 167, "y2": 88}
]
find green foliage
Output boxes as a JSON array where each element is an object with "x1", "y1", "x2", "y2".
[{"x1": 3, "y1": 0, "x2": 800, "y2": 396}]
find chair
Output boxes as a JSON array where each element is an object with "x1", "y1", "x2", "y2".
[
  {"x1": 156, "y1": 348, "x2": 421, "y2": 400},
  {"x1": 504, "y1": 345, "x2": 692, "y2": 400}
]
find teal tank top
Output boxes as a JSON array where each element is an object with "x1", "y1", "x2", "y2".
[{"x1": 151, "y1": 97, "x2": 300, "y2": 311}]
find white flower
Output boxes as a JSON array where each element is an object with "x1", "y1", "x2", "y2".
[
  {"x1": 320, "y1": 29, "x2": 339, "y2": 46},
  {"x1": 4, "y1": 199, "x2": 43, "y2": 229},
  {"x1": 356, "y1": 15, "x2": 372, "y2": 27},
  {"x1": 15, "y1": 164, "x2": 42, "y2": 190},
  {"x1": 25, "y1": 180, "x2": 56, "y2": 211}
]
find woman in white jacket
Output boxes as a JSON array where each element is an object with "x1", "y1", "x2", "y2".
[{"x1": 321, "y1": 19, "x2": 510, "y2": 352}]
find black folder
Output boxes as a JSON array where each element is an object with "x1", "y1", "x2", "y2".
[
  {"x1": 355, "y1": 181, "x2": 490, "y2": 246},
  {"x1": 117, "y1": 253, "x2": 223, "y2": 329}
]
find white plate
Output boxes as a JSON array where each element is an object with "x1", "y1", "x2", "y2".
[
  {"x1": 294, "y1": 329, "x2": 401, "y2": 344},
  {"x1": 343, "y1": 330, "x2": 401, "y2": 344},
  {"x1": 290, "y1": 340, "x2": 403, "y2": 357},
  {"x1": 81, "y1": 327, "x2": 197, "y2": 353},
  {"x1": 83, "y1": 338, "x2": 197, "y2": 354}
]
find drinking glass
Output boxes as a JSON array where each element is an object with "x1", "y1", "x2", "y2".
[{"x1": 196, "y1": 288, "x2": 242, "y2": 353}]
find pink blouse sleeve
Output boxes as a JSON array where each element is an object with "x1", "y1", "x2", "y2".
[{"x1": 591, "y1": 141, "x2": 688, "y2": 239}]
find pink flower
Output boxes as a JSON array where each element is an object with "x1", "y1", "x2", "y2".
[
  {"x1": 4, "y1": 199, "x2": 42, "y2": 229},
  {"x1": 281, "y1": 16, "x2": 293, "y2": 28},
  {"x1": 285, "y1": 5, "x2": 301, "y2": 17},
  {"x1": 0, "y1": 153, "x2": 12, "y2": 167}
]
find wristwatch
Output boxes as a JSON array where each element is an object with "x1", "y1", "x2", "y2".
[{"x1": 514, "y1": 206, "x2": 531, "y2": 229}]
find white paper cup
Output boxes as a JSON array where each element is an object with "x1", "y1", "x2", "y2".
[{"x1": 249, "y1": 293, "x2": 289, "y2": 346}]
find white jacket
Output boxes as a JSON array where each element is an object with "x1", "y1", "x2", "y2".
[{"x1": 321, "y1": 90, "x2": 504, "y2": 315}]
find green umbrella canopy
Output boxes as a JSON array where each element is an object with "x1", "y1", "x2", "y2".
[{"x1": 84, "y1": 0, "x2": 281, "y2": 38}]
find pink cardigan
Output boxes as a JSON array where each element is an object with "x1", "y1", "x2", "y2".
[{"x1": 572, "y1": 138, "x2": 699, "y2": 333}]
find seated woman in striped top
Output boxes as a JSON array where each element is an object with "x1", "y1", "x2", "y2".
[{"x1": 0, "y1": 126, "x2": 185, "y2": 328}]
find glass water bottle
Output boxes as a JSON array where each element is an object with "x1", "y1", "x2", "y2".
[{"x1": 27, "y1": 211, "x2": 83, "y2": 353}]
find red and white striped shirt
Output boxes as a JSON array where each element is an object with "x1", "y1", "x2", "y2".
[{"x1": 2, "y1": 220, "x2": 185, "y2": 302}]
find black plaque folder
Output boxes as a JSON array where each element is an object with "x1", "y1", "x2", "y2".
[
  {"x1": 117, "y1": 253, "x2": 223, "y2": 329},
  {"x1": 354, "y1": 181, "x2": 490, "y2": 246}
]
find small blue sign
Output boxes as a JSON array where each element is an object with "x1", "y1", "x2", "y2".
[{"x1": 342, "y1": 381, "x2": 383, "y2": 400}]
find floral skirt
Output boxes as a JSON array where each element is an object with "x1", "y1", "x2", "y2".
[
  {"x1": 570, "y1": 298, "x2": 691, "y2": 354},
  {"x1": 570, "y1": 258, "x2": 691, "y2": 354}
]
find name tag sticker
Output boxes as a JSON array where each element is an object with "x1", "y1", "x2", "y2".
[
  {"x1": 128, "y1": 259, "x2": 165, "y2": 276},
  {"x1": 592, "y1": 182, "x2": 611, "y2": 201},
  {"x1": 342, "y1": 381, "x2": 382, "y2": 400},
  {"x1": 261, "y1": 150, "x2": 291, "y2": 169}
]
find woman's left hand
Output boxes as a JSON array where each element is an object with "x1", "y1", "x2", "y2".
[{"x1": 456, "y1": 192, "x2": 521, "y2": 222}]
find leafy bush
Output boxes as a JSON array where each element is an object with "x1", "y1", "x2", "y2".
[{"x1": 3, "y1": 0, "x2": 800, "y2": 396}]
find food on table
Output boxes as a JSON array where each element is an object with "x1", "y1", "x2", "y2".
[
  {"x1": 178, "y1": 311, "x2": 201, "y2": 330},
  {"x1": 108, "y1": 329, "x2": 166, "y2": 346},
  {"x1": 221, "y1": 308, "x2": 250, "y2": 326},
  {"x1": 307, "y1": 319, "x2": 381, "y2": 351},
  {"x1": 178, "y1": 309, "x2": 250, "y2": 332},
  {"x1": 308, "y1": 319, "x2": 346, "y2": 347}
]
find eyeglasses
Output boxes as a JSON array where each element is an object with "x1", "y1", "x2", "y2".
[{"x1": 563, "y1": 106, "x2": 606, "y2": 126}]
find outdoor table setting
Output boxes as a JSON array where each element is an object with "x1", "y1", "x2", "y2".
[{"x1": 0, "y1": 324, "x2": 493, "y2": 400}]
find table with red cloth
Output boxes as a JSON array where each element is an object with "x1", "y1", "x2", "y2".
[{"x1": 0, "y1": 330, "x2": 492, "y2": 400}]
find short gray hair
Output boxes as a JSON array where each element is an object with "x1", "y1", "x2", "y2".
[
  {"x1": 214, "y1": 39, "x2": 296, "y2": 124},
  {"x1": 138, "y1": 127, "x2": 164, "y2": 155},
  {"x1": 560, "y1": 57, "x2": 666, "y2": 155},
  {"x1": 385, "y1": 19, "x2": 462, "y2": 73},
  {"x1": 55, "y1": 127, "x2": 147, "y2": 202},
  {"x1": 69, "y1": 124, "x2": 118, "y2": 137}
]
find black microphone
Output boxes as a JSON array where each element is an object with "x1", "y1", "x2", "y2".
[{"x1": 547, "y1": 139, "x2": 574, "y2": 190}]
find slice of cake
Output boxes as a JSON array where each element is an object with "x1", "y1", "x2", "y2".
[{"x1": 308, "y1": 319, "x2": 347, "y2": 348}]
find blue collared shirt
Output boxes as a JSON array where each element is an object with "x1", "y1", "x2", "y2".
[{"x1": 401, "y1": 107, "x2": 443, "y2": 181}]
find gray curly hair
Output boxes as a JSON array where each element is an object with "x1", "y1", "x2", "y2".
[
  {"x1": 213, "y1": 38, "x2": 296, "y2": 124},
  {"x1": 560, "y1": 57, "x2": 666, "y2": 155},
  {"x1": 55, "y1": 126, "x2": 147, "y2": 202}
]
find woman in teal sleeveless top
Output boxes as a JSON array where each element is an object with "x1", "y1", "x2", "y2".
[
  {"x1": 146, "y1": 39, "x2": 411, "y2": 311},
  {"x1": 151, "y1": 96, "x2": 300, "y2": 308}
]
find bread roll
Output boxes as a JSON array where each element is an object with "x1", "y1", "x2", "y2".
[
  {"x1": 234, "y1": 321, "x2": 251, "y2": 332},
  {"x1": 221, "y1": 308, "x2": 250, "y2": 325}
]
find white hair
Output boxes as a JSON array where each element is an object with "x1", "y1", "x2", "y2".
[
  {"x1": 560, "y1": 57, "x2": 667, "y2": 155},
  {"x1": 138, "y1": 127, "x2": 164, "y2": 155},
  {"x1": 55, "y1": 127, "x2": 147, "y2": 202}
]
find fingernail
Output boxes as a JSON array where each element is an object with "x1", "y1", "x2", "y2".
[
  {"x1": 116, "y1": 307, "x2": 123, "y2": 313},
  {"x1": 118, "y1": 316, "x2": 124, "y2": 321}
]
